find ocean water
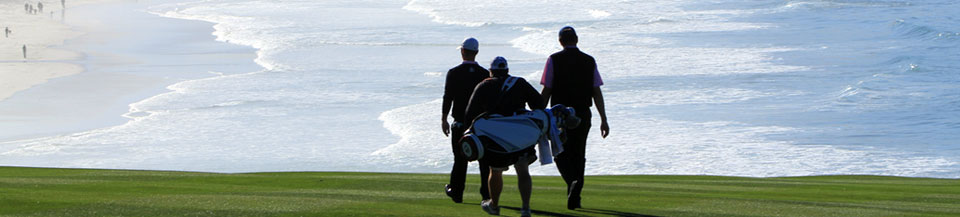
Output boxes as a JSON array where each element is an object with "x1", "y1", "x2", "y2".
[{"x1": 1, "y1": 0, "x2": 958, "y2": 177}]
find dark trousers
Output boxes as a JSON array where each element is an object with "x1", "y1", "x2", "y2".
[
  {"x1": 556, "y1": 109, "x2": 591, "y2": 201},
  {"x1": 450, "y1": 122, "x2": 491, "y2": 200}
]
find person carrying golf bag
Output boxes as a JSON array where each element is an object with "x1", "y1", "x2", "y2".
[{"x1": 460, "y1": 56, "x2": 580, "y2": 216}]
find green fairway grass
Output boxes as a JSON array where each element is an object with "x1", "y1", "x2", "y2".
[{"x1": 1, "y1": 166, "x2": 958, "y2": 216}]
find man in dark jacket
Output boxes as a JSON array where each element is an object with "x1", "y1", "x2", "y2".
[
  {"x1": 465, "y1": 56, "x2": 544, "y2": 217},
  {"x1": 540, "y1": 26, "x2": 610, "y2": 210},
  {"x1": 441, "y1": 37, "x2": 491, "y2": 203}
]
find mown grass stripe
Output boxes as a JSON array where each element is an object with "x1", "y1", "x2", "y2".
[{"x1": 1, "y1": 166, "x2": 958, "y2": 216}]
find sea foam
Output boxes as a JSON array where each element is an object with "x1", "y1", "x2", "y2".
[{"x1": 2, "y1": 0, "x2": 958, "y2": 178}]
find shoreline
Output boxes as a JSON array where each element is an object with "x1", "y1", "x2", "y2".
[
  {"x1": 0, "y1": 0, "x2": 262, "y2": 142},
  {"x1": 2, "y1": 1, "x2": 955, "y2": 178}
]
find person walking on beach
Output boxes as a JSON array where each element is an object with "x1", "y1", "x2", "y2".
[
  {"x1": 441, "y1": 37, "x2": 491, "y2": 203},
  {"x1": 464, "y1": 56, "x2": 544, "y2": 217},
  {"x1": 540, "y1": 26, "x2": 610, "y2": 210},
  {"x1": 38, "y1": 2, "x2": 44, "y2": 13},
  {"x1": 23, "y1": 45, "x2": 27, "y2": 59},
  {"x1": 5, "y1": 27, "x2": 10, "y2": 38},
  {"x1": 61, "y1": 0, "x2": 66, "y2": 21}
]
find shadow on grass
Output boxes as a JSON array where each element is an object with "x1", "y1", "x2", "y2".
[
  {"x1": 505, "y1": 206, "x2": 658, "y2": 217},
  {"x1": 500, "y1": 206, "x2": 583, "y2": 217},
  {"x1": 576, "y1": 208, "x2": 660, "y2": 217},
  {"x1": 463, "y1": 202, "x2": 658, "y2": 217}
]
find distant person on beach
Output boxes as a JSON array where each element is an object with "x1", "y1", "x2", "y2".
[
  {"x1": 38, "y1": 2, "x2": 44, "y2": 13},
  {"x1": 23, "y1": 45, "x2": 27, "y2": 59},
  {"x1": 441, "y1": 37, "x2": 491, "y2": 203},
  {"x1": 539, "y1": 26, "x2": 609, "y2": 210},
  {"x1": 61, "y1": 0, "x2": 66, "y2": 21},
  {"x1": 464, "y1": 56, "x2": 545, "y2": 217},
  {"x1": 5, "y1": 27, "x2": 10, "y2": 38},
  {"x1": 25, "y1": 3, "x2": 30, "y2": 13}
]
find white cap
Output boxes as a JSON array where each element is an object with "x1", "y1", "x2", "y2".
[
  {"x1": 460, "y1": 37, "x2": 479, "y2": 51},
  {"x1": 490, "y1": 56, "x2": 508, "y2": 70}
]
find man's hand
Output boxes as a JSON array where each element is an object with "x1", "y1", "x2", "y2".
[
  {"x1": 600, "y1": 120, "x2": 610, "y2": 138},
  {"x1": 593, "y1": 86, "x2": 609, "y2": 138},
  {"x1": 442, "y1": 120, "x2": 451, "y2": 137}
]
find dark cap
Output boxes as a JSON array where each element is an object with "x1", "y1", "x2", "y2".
[
  {"x1": 490, "y1": 56, "x2": 508, "y2": 71},
  {"x1": 559, "y1": 26, "x2": 577, "y2": 40}
]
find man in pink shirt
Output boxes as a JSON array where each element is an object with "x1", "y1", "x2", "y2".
[{"x1": 540, "y1": 26, "x2": 610, "y2": 210}]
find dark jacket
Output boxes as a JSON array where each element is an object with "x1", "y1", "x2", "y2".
[
  {"x1": 443, "y1": 62, "x2": 490, "y2": 122},
  {"x1": 464, "y1": 76, "x2": 545, "y2": 123}
]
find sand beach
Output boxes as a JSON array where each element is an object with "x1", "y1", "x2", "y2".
[
  {"x1": 0, "y1": 0, "x2": 87, "y2": 100},
  {"x1": 0, "y1": 0, "x2": 260, "y2": 142}
]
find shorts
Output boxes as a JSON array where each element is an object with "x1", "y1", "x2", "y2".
[{"x1": 478, "y1": 136, "x2": 538, "y2": 171}]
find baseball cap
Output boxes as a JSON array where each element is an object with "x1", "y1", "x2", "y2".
[
  {"x1": 459, "y1": 37, "x2": 479, "y2": 51},
  {"x1": 559, "y1": 26, "x2": 577, "y2": 41},
  {"x1": 490, "y1": 56, "x2": 508, "y2": 70}
]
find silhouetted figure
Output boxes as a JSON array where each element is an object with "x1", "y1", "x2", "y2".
[
  {"x1": 4, "y1": 27, "x2": 10, "y2": 38},
  {"x1": 38, "y1": 2, "x2": 44, "y2": 13},
  {"x1": 540, "y1": 26, "x2": 610, "y2": 210},
  {"x1": 23, "y1": 45, "x2": 27, "y2": 59},
  {"x1": 464, "y1": 56, "x2": 545, "y2": 216},
  {"x1": 61, "y1": 0, "x2": 66, "y2": 21},
  {"x1": 441, "y1": 37, "x2": 491, "y2": 204},
  {"x1": 25, "y1": 3, "x2": 30, "y2": 13}
]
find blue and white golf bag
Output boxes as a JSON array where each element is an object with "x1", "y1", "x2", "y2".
[{"x1": 459, "y1": 104, "x2": 581, "y2": 165}]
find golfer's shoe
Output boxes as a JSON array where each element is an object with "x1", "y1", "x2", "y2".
[
  {"x1": 567, "y1": 180, "x2": 581, "y2": 210},
  {"x1": 481, "y1": 200, "x2": 500, "y2": 215},
  {"x1": 445, "y1": 184, "x2": 463, "y2": 203},
  {"x1": 520, "y1": 208, "x2": 532, "y2": 217}
]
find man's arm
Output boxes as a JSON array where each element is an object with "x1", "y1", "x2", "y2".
[
  {"x1": 540, "y1": 87, "x2": 551, "y2": 106},
  {"x1": 463, "y1": 84, "x2": 486, "y2": 125},
  {"x1": 539, "y1": 57, "x2": 553, "y2": 104},
  {"x1": 440, "y1": 70, "x2": 454, "y2": 137},
  {"x1": 441, "y1": 96, "x2": 452, "y2": 137},
  {"x1": 524, "y1": 81, "x2": 546, "y2": 110},
  {"x1": 593, "y1": 86, "x2": 609, "y2": 138}
]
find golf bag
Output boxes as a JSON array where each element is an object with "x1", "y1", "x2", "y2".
[{"x1": 459, "y1": 104, "x2": 580, "y2": 164}]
